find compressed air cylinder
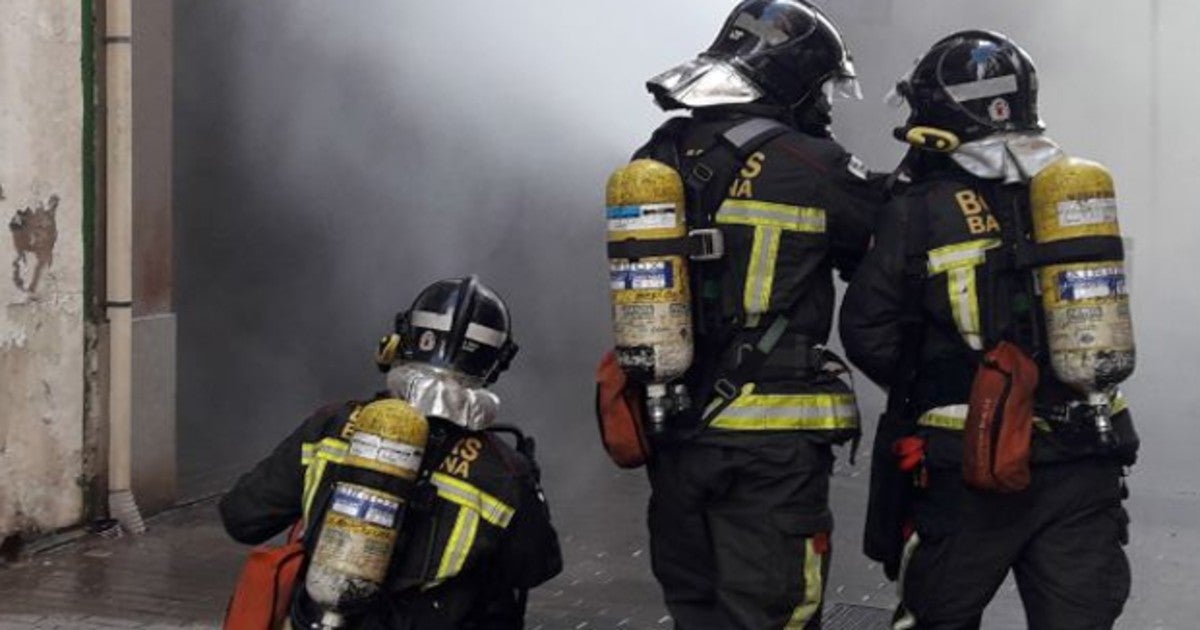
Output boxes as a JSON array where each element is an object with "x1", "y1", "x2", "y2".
[
  {"x1": 305, "y1": 399, "x2": 428, "y2": 628},
  {"x1": 606, "y1": 159, "x2": 694, "y2": 386},
  {"x1": 1030, "y1": 157, "x2": 1136, "y2": 394}
]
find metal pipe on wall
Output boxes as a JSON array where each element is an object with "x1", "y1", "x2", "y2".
[{"x1": 104, "y1": 0, "x2": 144, "y2": 535}]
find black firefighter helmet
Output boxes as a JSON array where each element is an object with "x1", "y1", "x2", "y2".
[
  {"x1": 647, "y1": 0, "x2": 858, "y2": 115},
  {"x1": 376, "y1": 276, "x2": 518, "y2": 385},
  {"x1": 894, "y1": 30, "x2": 1043, "y2": 145}
]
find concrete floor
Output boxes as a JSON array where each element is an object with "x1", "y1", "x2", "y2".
[{"x1": 0, "y1": 450, "x2": 1195, "y2": 629}]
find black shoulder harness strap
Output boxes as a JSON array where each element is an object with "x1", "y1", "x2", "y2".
[{"x1": 610, "y1": 117, "x2": 791, "y2": 262}]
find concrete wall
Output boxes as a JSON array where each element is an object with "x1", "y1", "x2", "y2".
[{"x1": 0, "y1": 2, "x2": 85, "y2": 540}]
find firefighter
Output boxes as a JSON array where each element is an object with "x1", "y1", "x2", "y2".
[
  {"x1": 220, "y1": 276, "x2": 562, "y2": 629},
  {"x1": 841, "y1": 31, "x2": 1139, "y2": 629},
  {"x1": 626, "y1": 2, "x2": 880, "y2": 627}
]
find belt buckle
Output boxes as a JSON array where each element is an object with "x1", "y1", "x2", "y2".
[{"x1": 689, "y1": 228, "x2": 724, "y2": 261}]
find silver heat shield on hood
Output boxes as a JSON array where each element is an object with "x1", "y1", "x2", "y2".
[
  {"x1": 386, "y1": 362, "x2": 500, "y2": 431},
  {"x1": 647, "y1": 57, "x2": 765, "y2": 110},
  {"x1": 951, "y1": 132, "x2": 1065, "y2": 183}
]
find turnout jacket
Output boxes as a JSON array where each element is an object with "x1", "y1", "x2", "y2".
[
  {"x1": 635, "y1": 112, "x2": 880, "y2": 437},
  {"x1": 220, "y1": 398, "x2": 562, "y2": 629},
  {"x1": 839, "y1": 156, "x2": 1139, "y2": 465}
]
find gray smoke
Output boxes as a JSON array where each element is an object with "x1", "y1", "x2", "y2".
[{"x1": 177, "y1": 1, "x2": 1198, "y2": 622}]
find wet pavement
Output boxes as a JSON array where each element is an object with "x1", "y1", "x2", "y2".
[{"x1": 0, "y1": 451, "x2": 1196, "y2": 629}]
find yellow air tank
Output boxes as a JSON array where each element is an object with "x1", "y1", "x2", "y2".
[
  {"x1": 1030, "y1": 157, "x2": 1135, "y2": 444},
  {"x1": 606, "y1": 159, "x2": 695, "y2": 432},
  {"x1": 305, "y1": 399, "x2": 429, "y2": 628}
]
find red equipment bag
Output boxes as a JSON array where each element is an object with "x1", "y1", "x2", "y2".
[
  {"x1": 594, "y1": 350, "x2": 653, "y2": 469},
  {"x1": 963, "y1": 341, "x2": 1040, "y2": 493},
  {"x1": 223, "y1": 523, "x2": 305, "y2": 630}
]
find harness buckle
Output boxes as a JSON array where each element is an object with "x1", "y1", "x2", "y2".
[
  {"x1": 691, "y1": 163, "x2": 715, "y2": 183},
  {"x1": 688, "y1": 228, "x2": 725, "y2": 261},
  {"x1": 713, "y1": 378, "x2": 740, "y2": 401}
]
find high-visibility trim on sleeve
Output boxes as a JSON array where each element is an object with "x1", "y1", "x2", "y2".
[
  {"x1": 785, "y1": 537, "x2": 825, "y2": 629},
  {"x1": 430, "y1": 472, "x2": 515, "y2": 529},
  {"x1": 710, "y1": 385, "x2": 859, "y2": 431},
  {"x1": 716, "y1": 199, "x2": 827, "y2": 233}
]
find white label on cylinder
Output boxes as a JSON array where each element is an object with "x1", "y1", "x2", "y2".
[
  {"x1": 330, "y1": 484, "x2": 401, "y2": 527},
  {"x1": 350, "y1": 434, "x2": 424, "y2": 474},
  {"x1": 610, "y1": 260, "x2": 675, "y2": 290},
  {"x1": 607, "y1": 203, "x2": 678, "y2": 232},
  {"x1": 1056, "y1": 197, "x2": 1118, "y2": 227}
]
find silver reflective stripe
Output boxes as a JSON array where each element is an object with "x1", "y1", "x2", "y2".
[
  {"x1": 411, "y1": 310, "x2": 453, "y2": 331},
  {"x1": 723, "y1": 117, "x2": 785, "y2": 148},
  {"x1": 944, "y1": 74, "x2": 1019, "y2": 103},
  {"x1": 892, "y1": 533, "x2": 921, "y2": 630},
  {"x1": 465, "y1": 322, "x2": 506, "y2": 348}
]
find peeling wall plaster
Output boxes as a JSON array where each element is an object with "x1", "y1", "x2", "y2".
[{"x1": 0, "y1": 1, "x2": 85, "y2": 540}]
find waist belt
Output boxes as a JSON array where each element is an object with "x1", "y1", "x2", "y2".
[{"x1": 917, "y1": 394, "x2": 1129, "y2": 433}]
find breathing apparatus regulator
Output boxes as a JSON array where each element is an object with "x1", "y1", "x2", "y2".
[{"x1": 891, "y1": 30, "x2": 1136, "y2": 447}]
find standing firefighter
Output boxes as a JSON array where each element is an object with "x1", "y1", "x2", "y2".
[
  {"x1": 602, "y1": 2, "x2": 880, "y2": 627},
  {"x1": 842, "y1": 31, "x2": 1139, "y2": 629},
  {"x1": 221, "y1": 276, "x2": 562, "y2": 629}
]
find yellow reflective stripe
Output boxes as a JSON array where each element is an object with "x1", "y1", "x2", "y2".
[
  {"x1": 917, "y1": 405, "x2": 969, "y2": 430},
  {"x1": 434, "y1": 505, "x2": 480, "y2": 581},
  {"x1": 1112, "y1": 391, "x2": 1129, "y2": 415},
  {"x1": 430, "y1": 472, "x2": 515, "y2": 528},
  {"x1": 716, "y1": 199, "x2": 823, "y2": 323},
  {"x1": 744, "y1": 226, "x2": 782, "y2": 319},
  {"x1": 927, "y1": 239, "x2": 999, "y2": 351},
  {"x1": 716, "y1": 199, "x2": 826, "y2": 232},
  {"x1": 300, "y1": 438, "x2": 349, "y2": 520},
  {"x1": 302, "y1": 458, "x2": 327, "y2": 520},
  {"x1": 948, "y1": 267, "x2": 983, "y2": 350},
  {"x1": 785, "y1": 538, "x2": 824, "y2": 629},
  {"x1": 711, "y1": 385, "x2": 859, "y2": 431},
  {"x1": 926, "y1": 238, "x2": 1001, "y2": 275},
  {"x1": 917, "y1": 404, "x2": 1052, "y2": 432}
]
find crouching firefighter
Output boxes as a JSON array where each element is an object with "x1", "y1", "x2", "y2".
[
  {"x1": 221, "y1": 276, "x2": 562, "y2": 629},
  {"x1": 599, "y1": 2, "x2": 881, "y2": 627},
  {"x1": 841, "y1": 31, "x2": 1139, "y2": 629}
]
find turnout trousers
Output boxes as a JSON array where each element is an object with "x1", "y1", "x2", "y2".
[
  {"x1": 895, "y1": 457, "x2": 1131, "y2": 630},
  {"x1": 647, "y1": 431, "x2": 834, "y2": 630}
]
